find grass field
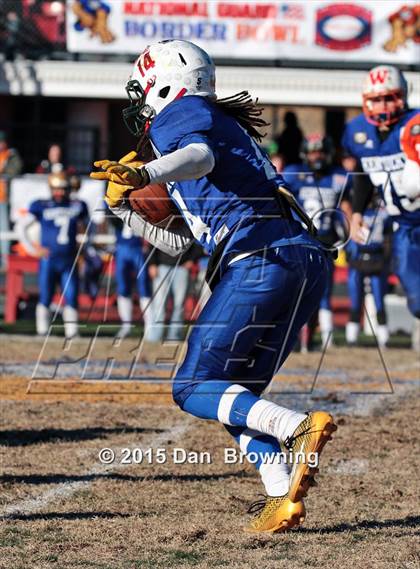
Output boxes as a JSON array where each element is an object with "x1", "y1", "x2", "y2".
[{"x1": 1, "y1": 335, "x2": 419, "y2": 569}]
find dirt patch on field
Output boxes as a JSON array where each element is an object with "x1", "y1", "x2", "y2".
[
  {"x1": 0, "y1": 376, "x2": 173, "y2": 405},
  {"x1": 1, "y1": 370, "x2": 419, "y2": 568},
  {"x1": 1, "y1": 336, "x2": 419, "y2": 407}
]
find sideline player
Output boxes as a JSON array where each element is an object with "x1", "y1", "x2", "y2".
[
  {"x1": 342, "y1": 65, "x2": 420, "y2": 349},
  {"x1": 345, "y1": 198, "x2": 392, "y2": 348},
  {"x1": 91, "y1": 40, "x2": 337, "y2": 533},
  {"x1": 17, "y1": 172, "x2": 88, "y2": 338},
  {"x1": 111, "y1": 215, "x2": 152, "y2": 338},
  {"x1": 283, "y1": 134, "x2": 351, "y2": 349}
]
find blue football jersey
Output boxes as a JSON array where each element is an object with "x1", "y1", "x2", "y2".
[
  {"x1": 361, "y1": 207, "x2": 391, "y2": 250},
  {"x1": 282, "y1": 164, "x2": 349, "y2": 238},
  {"x1": 346, "y1": 206, "x2": 391, "y2": 261},
  {"x1": 342, "y1": 109, "x2": 420, "y2": 226},
  {"x1": 29, "y1": 199, "x2": 89, "y2": 259},
  {"x1": 149, "y1": 95, "x2": 317, "y2": 257},
  {"x1": 115, "y1": 223, "x2": 142, "y2": 249}
]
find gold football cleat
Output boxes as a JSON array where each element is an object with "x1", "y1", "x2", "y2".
[
  {"x1": 244, "y1": 495, "x2": 306, "y2": 534},
  {"x1": 285, "y1": 411, "x2": 337, "y2": 503}
]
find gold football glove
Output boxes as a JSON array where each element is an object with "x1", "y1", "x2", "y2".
[
  {"x1": 103, "y1": 181, "x2": 133, "y2": 208},
  {"x1": 90, "y1": 151, "x2": 150, "y2": 208},
  {"x1": 118, "y1": 150, "x2": 147, "y2": 169}
]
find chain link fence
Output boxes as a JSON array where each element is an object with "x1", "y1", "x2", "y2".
[{"x1": 0, "y1": 0, "x2": 66, "y2": 60}]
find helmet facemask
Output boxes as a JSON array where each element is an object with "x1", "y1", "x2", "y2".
[
  {"x1": 123, "y1": 79, "x2": 156, "y2": 138},
  {"x1": 362, "y1": 90, "x2": 406, "y2": 128},
  {"x1": 300, "y1": 135, "x2": 334, "y2": 172},
  {"x1": 362, "y1": 65, "x2": 408, "y2": 128}
]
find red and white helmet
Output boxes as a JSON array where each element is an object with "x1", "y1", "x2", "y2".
[
  {"x1": 123, "y1": 40, "x2": 216, "y2": 137},
  {"x1": 362, "y1": 65, "x2": 408, "y2": 127}
]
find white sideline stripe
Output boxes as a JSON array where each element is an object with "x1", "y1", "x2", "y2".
[
  {"x1": 217, "y1": 384, "x2": 248, "y2": 425},
  {"x1": 0, "y1": 231, "x2": 115, "y2": 245},
  {"x1": 0, "y1": 422, "x2": 190, "y2": 519}
]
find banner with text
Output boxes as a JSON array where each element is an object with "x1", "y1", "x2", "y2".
[{"x1": 66, "y1": 1, "x2": 420, "y2": 64}]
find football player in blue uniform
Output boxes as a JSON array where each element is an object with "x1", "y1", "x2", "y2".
[
  {"x1": 283, "y1": 134, "x2": 351, "y2": 349},
  {"x1": 91, "y1": 40, "x2": 337, "y2": 533},
  {"x1": 342, "y1": 65, "x2": 420, "y2": 349},
  {"x1": 112, "y1": 217, "x2": 152, "y2": 338},
  {"x1": 345, "y1": 200, "x2": 392, "y2": 348},
  {"x1": 18, "y1": 172, "x2": 89, "y2": 338}
]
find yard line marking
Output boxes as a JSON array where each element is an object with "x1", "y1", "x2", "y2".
[{"x1": 0, "y1": 421, "x2": 191, "y2": 519}]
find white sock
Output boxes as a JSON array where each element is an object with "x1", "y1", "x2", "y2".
[
  {"x1": 346, "y1": 322, "x2": 359, "y2": 344},
  {"x1": 377, "y1": 324, "x2": 389, "y2": 348},
  {"x1": 411, "y1": 319, "x2": 420, "y2": 353},
  {"x1": 140, "y1": 296, "x2": 152, "y2": 329},
  {"x1": 238, "y1": 429, "x2": 290, "y2": 497},
  {"x1": 116, "y1": 323, "x2": 132, "y2": 339},
  {"x1": 63, "y1": 305, "x2": 78, "y2": 339},
  {"x1": 117, "y1": 295, "x2": 132, "y2": 323},
  {"x1": 260, "y1": 462, "x2": 290, "y2": 497},
  {"x1": 246, "y1": 400, "x2": 306, "y2": 443},
  {"x1": 36, "y1": 303, "x2": 50, "y2": 335},
  {"x1": 319, "y1": 308, "x2": 333, "y2": 348}
]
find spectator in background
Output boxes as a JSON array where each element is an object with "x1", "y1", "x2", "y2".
[
  {"x1": 0, "y1": 131, "x2": 23, "y2": 180},
  {"x1": 274, "y1": 111, "x2": 303, "y2": 167},
  {"x1": 36, "y1": 143, "x2": 65, "y2": 174},
  {"x1": 144, "y1": 244, "x2": 203, "y2": 343},
  {"x1": 0, "y1": 131, "x2": 23, "y2": 264},
  {"x1": 4, "y1": 11, "x2": 21, "y2": 61}
]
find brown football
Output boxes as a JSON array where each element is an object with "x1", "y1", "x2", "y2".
[{"x1": 128, "y1": 183, "x2": 184, "y2": 228}]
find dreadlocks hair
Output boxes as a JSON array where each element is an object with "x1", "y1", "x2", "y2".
[
  {"x1": 135, "y1": 135, "x2": 156, "y2": 162},
  {"x1": 215, "y1": 91, "x2": 269, "y2": 142}
]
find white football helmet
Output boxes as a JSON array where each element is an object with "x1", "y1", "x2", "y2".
[
  {"x1": 362, "y1": 65, "x2": 408, "y2": 126},
  {"x1": 123, "y1": 40, "x2": 216, "y2": 137}
]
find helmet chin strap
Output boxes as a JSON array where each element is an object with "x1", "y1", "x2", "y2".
[{"x1": 135, "y1": 131, "x2": 148, "y2": 154}]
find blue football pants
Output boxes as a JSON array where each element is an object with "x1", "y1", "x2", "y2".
[
  {"x1": 174, "y1": 244, "x2": 329, "y2": 411},
  {"x1": 393, "y1": 225, "x2": 420, "y2": 318},
  {"x1": 39, "y1": 257, "x2": 78, "y2": 308},
  {"x1": 347, "y1": 267, "x2": 388, "y2": 322},
  {"x1": 115, "y1": 246, "x2": 151, "y2": 298}
]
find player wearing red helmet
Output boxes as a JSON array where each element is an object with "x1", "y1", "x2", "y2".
[{"x1": 342, "y1": 65, "x2": 420, "y2": 349}]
